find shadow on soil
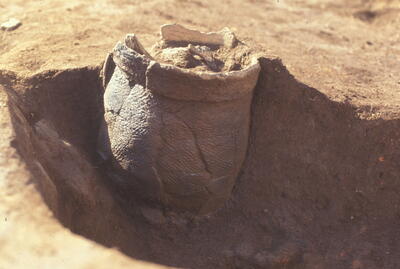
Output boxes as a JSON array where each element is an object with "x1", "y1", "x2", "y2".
[{"x1": 1, "y1": 57, "x2": 400, "y2": 268}]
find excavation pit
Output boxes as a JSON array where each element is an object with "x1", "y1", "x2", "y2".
[{"x1": 2, "y1": 37, "x2": 400, "y2": 269}]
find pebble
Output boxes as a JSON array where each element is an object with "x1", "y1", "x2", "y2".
[{"x1": 1, "y1": 18, "x2": 21, "y2": 31}]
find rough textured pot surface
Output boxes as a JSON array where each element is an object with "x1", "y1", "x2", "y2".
[{"x1": 99, "y1": 25, "x2": 260, "y2": 214}]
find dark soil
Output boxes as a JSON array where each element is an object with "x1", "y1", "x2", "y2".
[{"x1": 2, "y1": 54, "x2": 400, "y2": 268}]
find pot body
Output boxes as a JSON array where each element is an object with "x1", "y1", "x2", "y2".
[{"x1": 99, "y1": 42, "x2": 260, "y2": 214}]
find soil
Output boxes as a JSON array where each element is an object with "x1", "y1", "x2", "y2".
[
  {"x1": 151, "y1": 40, "x2": 254, "y2": 72},
  {"x1": 1, "y1": 0, "x2": 400, "y2": 269}
]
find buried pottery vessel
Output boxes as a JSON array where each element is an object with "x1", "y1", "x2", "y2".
[{"x1": 99, "y1": 24, "x2": 260, "y2": 214}]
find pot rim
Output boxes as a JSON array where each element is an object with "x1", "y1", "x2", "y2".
[
  {"x1": 155, "y1": 57, "x2": 260, "y2": 81},
  {"x1": 113, "y1": 23, "x2": 261, "y2": 81}
]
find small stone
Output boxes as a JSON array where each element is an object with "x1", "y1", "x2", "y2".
[
  {"x1": 140, "y1": 207, "x2": 165, "y2": 225},
  {"x1": 1, "y1": 18, "x2": 21, "y2": 31}
]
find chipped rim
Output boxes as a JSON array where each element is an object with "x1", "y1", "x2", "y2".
[
  {"x1": 113, "y1": 23, "x2": 261, "y2": 81},
  {"x1": 156, "y1": 24, "x2": 260, "y2": 80}
]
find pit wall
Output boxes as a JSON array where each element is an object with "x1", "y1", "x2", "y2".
[{"x1": 1, "y1": 58, "x2": 400, "y2": 268}]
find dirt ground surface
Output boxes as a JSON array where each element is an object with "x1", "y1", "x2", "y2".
[{"x1": 1, "y1": 0, "x2": 400, "y2": 268}]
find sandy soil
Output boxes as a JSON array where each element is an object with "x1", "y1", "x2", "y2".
[
  {"x1": 1, "y1": 0, "x2": 400, "y2": 268},
  {"x1": 1, "y1": 0, "x2": 400, "y2": 117}
]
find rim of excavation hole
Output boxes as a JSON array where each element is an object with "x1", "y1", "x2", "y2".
[{"x1": 4, "y1": 56, "x2": 400, "y2": 269}]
